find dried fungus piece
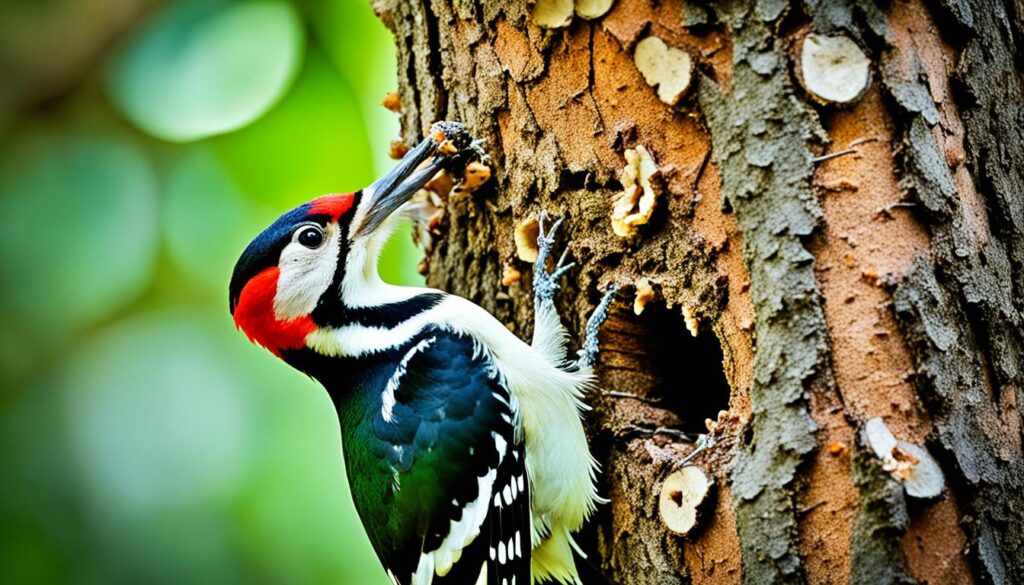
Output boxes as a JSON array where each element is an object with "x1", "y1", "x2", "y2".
[
  {"x1": 381, "y1": 91, "x2": 401, "y2": 112},
  {"x1": 424, "y1": 171, "x2": 455, "y2": 199},
  {"x1": 575, "y1": 0, "x2": 614, "y2": 19},
  {"x1": 798, "y1": 33, "x2": 871, "y2": 104},
  {"x1": 460, "y1": 161, "x2": 492, "y2": 193},
  {"x1": 634, "y1": 36, "x2": 693, "y2": 106},
  {"x1": 514, "y1": 217, "x2": 541, "y2": 262},
  {"x1": 864, "y1": 417, "x2": 898, "y2": 459},
  {"x1": 501, "y1": 264, "x2": 522, "y2": 287},
  {"x1": 634, "y1": 278, "x2": 655, "y2": 315},
  {"x1": 863, "y1": 417, "x2": 945, "y2": 499},
  {"x1": 682, "y1": 305, "x2": 699, "y2": 337},
  {"x1": 659, "y1": 466, "x2": 713, "y2": 536},
  {"x1": 531, "y1": 0, "x2": 574, "y2": 28},
  {"x1": 389, "y1": 139, "x2": 409, "y2": 160},
  {"x1": 611, "y1": 146, "x2": 660, "y2": 238},
  {"x1": 893, "y1": 440, "x2": 944, "y2": 499}
]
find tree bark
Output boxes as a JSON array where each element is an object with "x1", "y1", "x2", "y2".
[{"x1": 372, "y1": 1, "x2": 1024, "y2": 583}]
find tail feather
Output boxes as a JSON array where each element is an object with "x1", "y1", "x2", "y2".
[{"x1": 531, "y1": 527, "x2": 583, "y2": 585}]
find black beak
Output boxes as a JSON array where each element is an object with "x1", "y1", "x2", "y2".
[{"x1": 354, "y1": 121, "x2": 475, "y2": 238}]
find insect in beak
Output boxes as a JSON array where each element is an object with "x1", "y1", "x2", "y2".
[{"x1": 354, "y1": 121, "x2": 475, "y2": 238}]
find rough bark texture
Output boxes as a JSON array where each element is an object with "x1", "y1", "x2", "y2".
[{"x1": 372, "y1": 0, "x2": 1024, "y2": 583}]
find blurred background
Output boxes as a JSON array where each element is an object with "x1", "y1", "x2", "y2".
[{"x1": 0, "y1": 1, "x2": 414, "y2": 582}]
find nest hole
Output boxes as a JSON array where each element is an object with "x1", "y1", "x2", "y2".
[{"x1": 641, "y1": 305, "x2": 731, "y2": 434}]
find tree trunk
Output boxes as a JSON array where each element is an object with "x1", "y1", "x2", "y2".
[{"x1": 372, "y1": 0, "x2": 1024, "y2": 583}]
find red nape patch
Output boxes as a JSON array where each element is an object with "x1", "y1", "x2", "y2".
[
  {"x1": 233, "y1": 267, "x2": 316, "y2": 356},
  {"x1": 309, "y1": 193, "x2": 356, "y2": 222}
]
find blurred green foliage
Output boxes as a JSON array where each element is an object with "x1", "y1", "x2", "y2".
[{"x1": 0, "y1": 1, "x2": 414, "y2": 583}]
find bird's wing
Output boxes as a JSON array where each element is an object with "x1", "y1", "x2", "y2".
[{"x1": 370, "y1": 329, "x2": 531, "y2": 585}]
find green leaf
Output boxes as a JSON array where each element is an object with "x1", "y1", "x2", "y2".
[{"x1": 106, "y1": 0, "x2": 304, "y2": 142}]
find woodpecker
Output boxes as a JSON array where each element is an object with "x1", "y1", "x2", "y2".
[{"x1": 229, "y1": 122, "x2": 616, "y2": 585}]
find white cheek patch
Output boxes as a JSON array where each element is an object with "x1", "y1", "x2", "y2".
[{"x1": 274, "y1": 225, "x2": 340, "y2": 320}]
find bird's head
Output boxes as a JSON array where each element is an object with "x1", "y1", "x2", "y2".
[
  {"x1": 228, "y1": 122, "x2": 477, "y2": 358},
  {"x1": 228, "y1": 192, "x2": 356, "y2": 356}
]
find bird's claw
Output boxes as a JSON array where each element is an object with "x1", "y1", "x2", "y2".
[
  {"x1": 533, "y1": 213, "x2": 618, "y2": 370},
  {"x1": 533, "y1": 214, "x2": 573, "y2": 305},
  {"x1": 575, "y1": 284, "x2": 618, "y2": 369}
]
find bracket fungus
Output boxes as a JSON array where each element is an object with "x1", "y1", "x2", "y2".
[
  {"x1": 659, "y1": 466, "x2": 713, "y2": 536},
  {"x1": 531, "y1": 0, "x2": 614, "y2": 28},
  {"x1": 797, "y1": 33, "x2": 871, "y2": 104},
  {"x1": 514, "y1": 217, "x2": 541, "y2": 262},
  {"x1": 634, "y1": 36, "x2": 693, "y2": 106},
  {"x1": 864, "y1": 417, "x2": 945, "y2": 499},
  {"x1": 611, "y1": 146, "x2": 660, "y2": 238}
]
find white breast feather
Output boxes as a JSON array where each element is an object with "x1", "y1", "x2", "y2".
[{"x1": 332, "y1": 215, "x2": 598, "y2": 585}]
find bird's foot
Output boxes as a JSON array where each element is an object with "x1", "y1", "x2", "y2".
[
  {"x1": 574, "y1": 284, "x2": 618, "y2": 370},
  {"x1": 532, "y1": 214, "x2": 575, "y2": 308},
  {"x1": 532, "y1": 213, "x2": 618, "y2": 370}
]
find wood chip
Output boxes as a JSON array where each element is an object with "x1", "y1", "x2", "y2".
[
  {"x1": 388, "y1": 140, "x2": 409, "y2": 160},
  {"x1": 531, "y1": 0, "x2": 573, "y2": 28},
  {"x1": 659, "y1": 466, "x2": 713, "y2": 536},
  {"x1": 634, "y1": 36, "x2": 693, "y2": 106},
  {"x1": 798, "y1": 33, "x2": 871, "y2": 104}
]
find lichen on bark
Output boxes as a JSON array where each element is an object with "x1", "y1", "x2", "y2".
[
  {"x1": 880, "y1": 1, "x2": 1024, "y2": 580},
  {"x1": 849, "y1": 446, "x2": 914, "y2": 585},
  {"x1": 695, "y1": 1, "x2": 848, "y2": 583}
]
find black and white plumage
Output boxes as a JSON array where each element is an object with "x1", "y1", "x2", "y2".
[
  {"x1": 229, "y1": 122, "x2": 616, "y2": 585},
  {"x1": 369, "y1": 329, "x2": 531, "y2": 585}
]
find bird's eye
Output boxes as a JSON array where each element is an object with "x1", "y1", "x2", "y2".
[{"x1": 297, "y1": 226, "x2": 324, "y2": 249}]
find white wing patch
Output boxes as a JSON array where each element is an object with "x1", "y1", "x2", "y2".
[
  {"x1": 382, "y1": 336, "x2": 438, "y2": 423},
  {"x1": 411, "y1": 553, "x2": 434, "y2": 585},
  {"x1": 409, "y1": 430, "x2": 509, "y2": 584},
  {"x1": 433, "y1": 465, "x2": 497, "y2": 575}
]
